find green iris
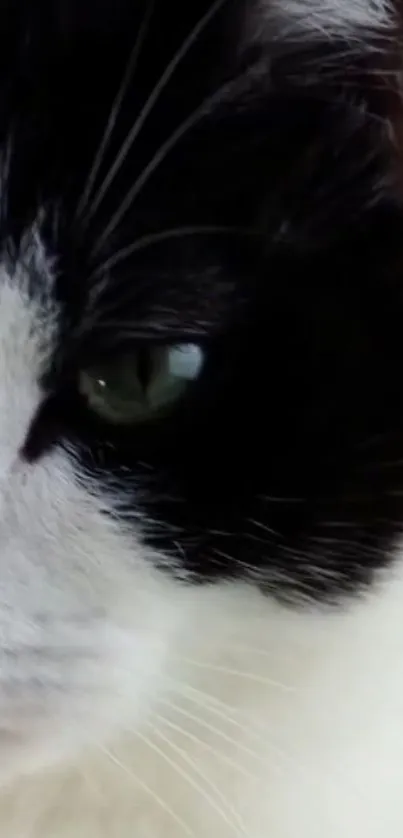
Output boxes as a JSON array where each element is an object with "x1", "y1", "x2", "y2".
[{"x1": 79, "y1": 343, "x2": 203, "y2": 425}]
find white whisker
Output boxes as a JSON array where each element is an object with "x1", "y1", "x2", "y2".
[
  {"x1": 159, "y1": 695, "x2": 272, "y2": 765},
  {"x1": 148, "y1": 717, "x2": 247, "y2": 835},
  {"x1": 152, "y1": 710, "x2": 262, "y2": 782},
  {"x1": 91, "y1": 78, "x2": 235, "y2": 259},
  {"x1": 176, "y1": 657, "x2": 294, "y2": 690},
  {"x1": 77, "y1": 0, "x2": 155, "y2": 221},
  {"x1": 88, "y1": 0, "x2": 228, "y2": 228},
  {"x1": 178, "y1": 685, "x2": 280, "y2": 744},
  {"x1": 99, "y1": 744, "x2": 196, "y2": 837},
  {"x1": 90, "y1": 224, "x2": 248, "y2": 279},
  {"x1": 172, "y1": 685, "x2": 300, "y2": 765},
  {"x1": 166, "y1": 686, "x2": 369, "y2": 805}
]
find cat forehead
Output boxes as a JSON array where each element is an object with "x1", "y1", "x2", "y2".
[
  {"x1": 8, "y1": 0, "x2": 395, "y2": 58},
  {"x1": 252, "y1": 0, "x2": 394, "y2": 37},
  {"x1": 44, "y1": 0, "x2": 395, "y2": 32},
  {"x1": 0, "y1": 0, "x2": 397, "y2": 286}
]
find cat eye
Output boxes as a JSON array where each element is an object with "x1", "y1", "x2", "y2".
[{"x1": 79, "y1": 343, "x2": 204, "y2": 425}]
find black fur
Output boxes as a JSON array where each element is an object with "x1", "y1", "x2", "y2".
[{"x1": 6, "y1": 0, "x2": 403, "y2": 600}]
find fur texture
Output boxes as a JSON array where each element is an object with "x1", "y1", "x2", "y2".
[
  {"x1": 255, "y1": 0, "x2": 394, "y2": 36},
  {"x1": 0, "y1": 0, "x2": 402, "y2": 835}
]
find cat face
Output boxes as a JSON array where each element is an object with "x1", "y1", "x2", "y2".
[{"x1": 0, "y1": 0, "x2": 401, "y2": 781}]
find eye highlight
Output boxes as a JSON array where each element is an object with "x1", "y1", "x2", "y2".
[{"x1": 79, "y1": 343, "x2": 204, "y2": 425}]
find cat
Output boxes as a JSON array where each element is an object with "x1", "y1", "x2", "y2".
[{"x1": 0, "y1": 0, "x2": 401, "y2": 835}]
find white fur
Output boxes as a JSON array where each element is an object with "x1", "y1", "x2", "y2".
[
  {"x1": 1, "y1": 575, "x2": 403, "y2": 837},
  {"x1": 0, "y1": 240, "x2": 403, "y2": 835}
]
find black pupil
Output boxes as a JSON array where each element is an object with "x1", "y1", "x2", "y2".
[{"x1": 136, "y1": 349, "x2": 153, "y2": 395}]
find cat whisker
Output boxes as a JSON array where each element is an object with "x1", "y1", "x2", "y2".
[
  {"x1": 151, "y1": 709, "x2": 263, "y2": 782},
  {"x1": 90, "y1": 224, "x2": 251, "y2": 279},
  {"x1": 246, "y1": 518, "x2": 280, "y2": 538},
  {"x1": 87, "y1": 0, "x2": 228, "y2": 230},
  {"x1": 178, "y1": 683, "x2": 279, "y2": 732},
  {"x1": 178, "y1": 687, "x2": 282, "y2": 747},
  {"x1": 77, "y1": 0, "x2": 155, "y2": 222},
  {"x1": 161, "y1": 689, "x2": 368, "y2": 804},
  {"x1": 173, "y1": 658, "x2": 294, "y2": 691},
  {"x1": 99, "y1": 744, "x2": 196, "y2": 837},
  {"x1": 91, "y1": 77, "x2": 237, "y2": 260},
  {"x1": 158, "y1": 695, "x2": 275, "y2": 765},
  {"x1": 146, "y1": 716, "x2": 247, "y2": 835}
]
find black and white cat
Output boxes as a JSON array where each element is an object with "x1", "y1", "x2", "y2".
[{"x1": 0, "y1": 0, "x2": 402, "y2": 835}]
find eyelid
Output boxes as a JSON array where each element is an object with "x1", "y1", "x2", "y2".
[{"x1": 87, "y1": 325, "x2": 211, "y2": 356}]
